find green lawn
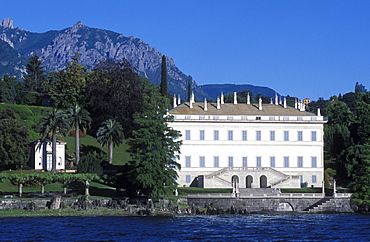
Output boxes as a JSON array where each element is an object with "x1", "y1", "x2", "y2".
[
  {"x1": 63, "y1": 134, "x2": 130, "y2": 166},
  {"x1": 0, "y1": 178, "x2": 117, "y2": 198}
]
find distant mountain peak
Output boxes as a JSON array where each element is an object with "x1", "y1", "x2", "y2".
[
  {"x1": 71, "y1": 21, "x2": 86, "y2": 32},
  {"x1": 0, "y1": 18, "x2": 14, "y2": 29}
]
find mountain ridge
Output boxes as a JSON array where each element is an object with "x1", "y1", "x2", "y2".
[{"x1": 0, "y1": 18, "x2": 280, "y2": 101}]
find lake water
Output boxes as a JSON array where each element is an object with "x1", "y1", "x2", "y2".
[{"x1": 0, "y1": 214, "x2": 369, "y2": 241}]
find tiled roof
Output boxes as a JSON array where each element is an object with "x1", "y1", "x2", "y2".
[{"x1": 169, "y1": 102, "x2": 316, "y2": 116}]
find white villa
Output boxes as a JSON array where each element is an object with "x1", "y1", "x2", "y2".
[
  {"x1": 29, "y1": 138, "x2": 66, "y2": 171},
  {"x1": 168, "y1": 93, "x2": 326, "y2": 191}
]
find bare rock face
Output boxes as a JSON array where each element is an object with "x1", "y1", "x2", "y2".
[
  {"x1": 0, "y1": 18, "x2": 210, "y2": 100},
  {"x1": 0, "y1": 18, "x2": 14, "y2": 29}
]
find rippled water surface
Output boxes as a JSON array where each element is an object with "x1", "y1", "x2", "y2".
[{"x1": 0, "y1": 214, "x2": 369, "y2": 241}]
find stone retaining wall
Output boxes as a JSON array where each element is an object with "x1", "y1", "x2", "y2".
[{"x1": 187, "y1": 197, "x2": 354, "y2": 213}]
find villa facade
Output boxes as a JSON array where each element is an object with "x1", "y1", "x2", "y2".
[{"x1": 168, "y1": 93, "x2": 326, "y2": 191}]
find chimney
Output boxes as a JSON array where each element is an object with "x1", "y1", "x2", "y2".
[
  {"x1": 204, "y1": 98, "x2": 208, "y2": 111},
  {"x1": 247, "y1": 92, "x2": 251, "y2": 104},
  {"x1": 317, "y1": 108, "x2": 321, "y2": 116},
  {"x1": 173, "y1": 94, "x2": 177, "y2": 108},
  {"x1": 258, "y1": 97, "x2": 262, "y2": 111},
  {"x1": 190, "y1": 100, "x2": 193, "y2": 109},
  {"x1": 275, "y1": 93, "x2": 278, "y2": 105},
  {"x1": 221, "y1": 92, "x2": 224, "y2": 104},
  {"x1": 234, "y1": 92, "x2": 237, "y2": 104},
  {"x1": 217, "y1": 97, "x2": 221, "y2": 109},
  {"x1": 191, "y1": 92, "x2": 195, "y2": 103},
  {"x1": 178, "y1": 94, "x2": 181, "y2": 105},
  {"x1": 283, "y1": 97, "x2": 287, "y2": 108}
]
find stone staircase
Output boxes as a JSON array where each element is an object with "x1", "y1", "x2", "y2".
[{"x1": 302, "y1": 198, "x2": 331, "y2": 212}]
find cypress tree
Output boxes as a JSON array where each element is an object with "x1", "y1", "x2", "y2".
[
  {"x1": 187, "y1": 76, "x2": 192, "y2": 101},
  {"x1": 160, "y1": 55, "x2": 168, "y2": 96}
]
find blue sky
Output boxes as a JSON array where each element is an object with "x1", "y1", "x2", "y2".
[{"x1": 2, "y1": 1, "x2": 370, "y2": 100}]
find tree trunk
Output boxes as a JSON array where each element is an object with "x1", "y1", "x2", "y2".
[
  {"x1": 85, "y1": 180, "x2": 90, "y2": 196},
  {"x1": 52, "y1": 133, "x2": 57, "y2": 173},
  {"x1": 108, "y1": 142, "x2": 113, "y2": 164},
  {"x1": 75, "y1": 126, "x2": 80, "y2": 165},
  {"x1": 63, "y1": 182, "x2": 67, "y2": 194},
  {"x1": 18, "y1": 183, "x2": 23, "y2": 198}
]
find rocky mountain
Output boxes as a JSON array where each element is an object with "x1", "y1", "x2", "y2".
[
  {"x1": 200, "y1": 84, "x2": 279, "y2": 100},
  {"x1": 0, "y1": 18, "x2": 210, "y2": 100}
]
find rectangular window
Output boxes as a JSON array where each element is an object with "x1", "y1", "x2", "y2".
[
  {"x1": 256, "y1": 130, "x2": 261, "y2": 141},
  {"x1": 270, "y1": 157, "x2": 275, "y2": 167},
  {"x1": 242, "y1": 157, "x2": 248, "y2": 167},
  {"x1": 200, "y1": 130, "x2": 205, "y2": 140},
  {"x1": 311, "y1": 131, "x2": 317, "y2": 141},
  {"x1": 284, "y1": 156, "x2": 289, "y2": 167},
  {"x1": 256, "y1": 157, "x2": 262, "y2": 167},
  {"x1": 228, "y1": 157, "x2": 234, "y2": 167},
  {"x1": 214, "y1": 156, "x2": 219, "y2": 167},
  {"x1": 312, "y1": 175, "x2": 317, "y2": 184},
  {"x1": 199, "y1": 156, "x2": 205, "y2": 167},
  {"x1": 186, "y1": 175, "x2": 191, "y2": 183},
  {"x1": 214, "y1": 130, "x2": 219, "y2": 140},
  {"x1": 297, "y1": 156, "x2": 303, "y2": 168},
  {"x1": 242, "y1": 130, "x2": 247, "y2": 141},
  {"x1": 270, "y1": 131, "x2": 275, "y2": 141},
  {"x1": 298, "y1": 131, "x2": 303, "y2": 141},
  {"x1": 185, "y1": 156, "x2": 191, "y2": 167},
  {"x1": 228, "y1": 130, "x2": 233, "y2": 140},
  {"x1": 284, "y1": 131, "x2": 289, "y2": 141},
  {"x1": 311, "y1": 157, "x2": 317, "y2": 168},
  {"x1": 185, "y1": 130, "x2": 191, "y2": 140}
]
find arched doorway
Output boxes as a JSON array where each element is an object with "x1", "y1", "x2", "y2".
[
  {"x1": 231, "y1": 175, "x2": 239, "y2": 194},
  {"x1": 246, "y1": 175, "x2": 253, "y2": 188},
  {"x1": 260, "y1": 175, "x2": 267, "y2": 188}
]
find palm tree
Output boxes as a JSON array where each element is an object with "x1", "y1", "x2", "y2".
[
  {"x1": 67, "y1": 105, "x2": 91, "y2": 165},
  {"x1": 97, "y1": 119, "x2": 124, "y2": 164},
  {"x1": 39, "y1": 109, "x2": 70, "y2": 173}
]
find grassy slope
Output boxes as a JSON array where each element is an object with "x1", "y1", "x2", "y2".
[{"x1": 0, "y1": 103, "x2": 129, "y2": 165}]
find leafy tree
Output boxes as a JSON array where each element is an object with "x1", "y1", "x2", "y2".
[
  {"x1": 49, "y1": 53, "x2": 88, "y2": 109},
  {"x1": 33, "y1": 172, "x2": 56, "y2": 194},
  {"x1": 160, "y1": 55, "x2": 168, "y2": 96},
  {"x1": 0, "y1": 109, "x2": 29, "y2": 170},
  {"x1": 24, "y1": 54, "x2": 47, "y2": 91},
  {"x1": 354, "y1": 101, "x2": 370, "y2": 144},
  {"x1": 325, "y1": 101, "x2": 354, "y2": 125},
  {"x1": 39, "y1": 109, "x2": 70, "y2": 173},
  {"x1": 66, "y1": 105, "x2": 91, "y2": 165},
  {"x1": 7, "y1": 173, "x2": 33, "y2": 197},
  {"x1": 22, "y1": 54, "x2": 47, "y2": 105},
  {"x1": 77, "y1": 151, "x2": 105, "y2": 175},
  {"x1": 342, "y1": 144, "x2": 370, "y2": 201},
  {"x1": 324, "y1": 123, "x2": 352, "y2": 161},
  {"x1": 96, "y1": 119, "x2": 124, "y2": 164},
  {"x1": 76, "y1": 173, "x2": 100, "y2": 196},
  {"x1": 0, "y1": 75, "x2": 17, "y2": 104},
  {"x1": 123, "y1": 79, "x2": 182, "y2": 198},
  {"x1": 85, "y1": 59, "x2": 143, "y2": 138},
  {"x1": 57, "y1": 173, "x2": 79, "y2": 194}
]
